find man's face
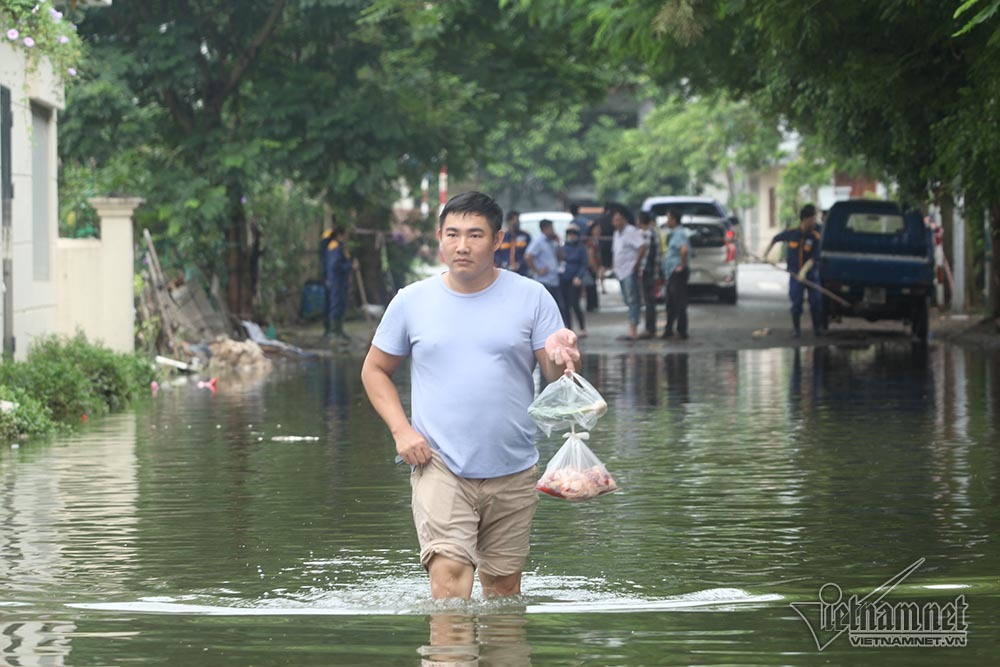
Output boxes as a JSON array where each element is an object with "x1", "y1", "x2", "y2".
[
  {"x1": 541, "y1": 223, "x2": 556, "y2": 239},
  {"x1": 666, "y1": 213, "x2": 679, "y2": 228},
  {"x1": 437, "y1": 212, "x2": 502, "y2": 283},
  {"x1": 801, "y1": 215, "x2": 816, "y2": 232},
  {"x1": 611, "y1": 212, "x2": 627, "y2": 231},
  {"x1": 508, "y1": 215, "x2": 520, "y2": 231}
]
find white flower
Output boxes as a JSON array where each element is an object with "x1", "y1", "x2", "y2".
[
  {"x1": 6, "y1": 29, "x2": 18, "y2": 40},
  {"x1": 23, "y1": 36, "x2": 35, "y2": 48}
]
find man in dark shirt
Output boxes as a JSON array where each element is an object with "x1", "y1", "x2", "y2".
[
  {"x1": 494, "y1": 210, "x2": 531, "y2": 275},
  {"x1": 765, "y1": 204, "x2": 824, "y2": 337}
]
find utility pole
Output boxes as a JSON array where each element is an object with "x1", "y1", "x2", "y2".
[{"x1": 1, "y1": 86, "x2": 14, "y2": 360}]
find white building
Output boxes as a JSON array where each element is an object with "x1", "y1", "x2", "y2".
[
  {"x1": 1, "y1": 39, "x2": 64, "y2": 361},
  {"x1": 2, "y1": 34, "x2": 138, "y2": 361}
]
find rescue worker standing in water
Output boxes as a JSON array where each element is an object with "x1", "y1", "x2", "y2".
[
  {"x1": 764, "y1": 204, "x2": 824, "y2": 338},
  {"x1": 321, "y1": 225, "x2": 356, "y2": 340}
]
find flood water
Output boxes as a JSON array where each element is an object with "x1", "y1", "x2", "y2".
[{"x1": 1, "y1": 343, "x2": 998, "y2": 665}]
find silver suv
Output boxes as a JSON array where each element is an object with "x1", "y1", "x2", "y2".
[{"x1": 641, "y1": 196, "x2": 738, "y2": 304}]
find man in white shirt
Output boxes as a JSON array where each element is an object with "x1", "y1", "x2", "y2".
[{"x1": 610, "y1": 204, "x2": 648, "y2": 340}]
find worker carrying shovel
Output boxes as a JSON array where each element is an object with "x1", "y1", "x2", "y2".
[{"x1": 763, "y1": 204, "x2": 825, "y2": 338}]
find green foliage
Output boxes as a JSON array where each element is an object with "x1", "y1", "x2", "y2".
[
  {"x1": 0, "y1": 386, "x2": 55, "y2": 443},
  {"x1": 0, "y1": 334, "x2": 157, "y2": 429},
  {"x1": 58, "y1": 159, "x2": 100, "y2": 238},
  {"x1": 595, "y1": 93, "x2": 782, "y2": 205},
  {"x1": 478, "y1": 103, "x2": 621, "y2": 205},
  {"x1": 0, "y1": 0, "x2": 83, "y2": 82},
  {"x1": 954, "y1": 0, "x2": 1000, "y2": 37},
  {"x1": 59, "y1": 0, "x2": 611, "y2": 312},
  {"x1": 248, "y1": 180, "x2": 325, "y2": 322}
]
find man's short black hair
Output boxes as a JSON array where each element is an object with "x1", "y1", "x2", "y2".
[
  {"x1": 666, "y1": 208, "x2": 682, "y2": 222},
  {"x1": 569, "y1": 203, "x2": 580, "y2": 216},
  {"x1": 539, "y1": 219, "x2": 553, "y2": 231},
  {"x1": 637, "y1": 210, "x2": 654, "y2": 226},
  {"x1": 439, "y1": 191, "x2": 504, "y2": 233},
  {"x1": 800, "y1": 204, "x2": 817, "y2": 221},
  {"x1": 607, "y1": 202, "x2": 634, "y2": 225},
  {"x1": 506, "y1": 209, "x2": 521, "y2": 222}
]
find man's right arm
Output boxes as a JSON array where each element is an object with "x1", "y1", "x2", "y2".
[
  {"x1": 764, "y1": 230, "x2": 788, "y2": 260},
  {"x1": 361, "y1": 346, "x2": 433, "y2": 466}
]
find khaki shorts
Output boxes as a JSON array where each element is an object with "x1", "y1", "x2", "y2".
[{"x1": 411, "y1": 450, "x2": 539, "y2": 577}]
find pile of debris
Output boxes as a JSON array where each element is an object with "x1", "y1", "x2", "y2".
[{"x1": 138, "y1": 230, "x2": 310, "y2": 375}]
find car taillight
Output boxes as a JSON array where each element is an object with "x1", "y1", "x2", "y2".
[
  {"x1": 725, "y1": 243, "x2": 736, "y2": 263},
  {"x1": 726, "y1": 229, "x2": 734, "y2": 240}
]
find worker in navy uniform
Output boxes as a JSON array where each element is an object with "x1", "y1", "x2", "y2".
[
  {"x1": 764, "y1": 204, "x2": 824, "y2": 337},
  {"x1": 321, "y1": 225, "x2": 356, "y2": 340},
  {"x1": 494, "y1": 210, "x2": 531, "y2": 275}
]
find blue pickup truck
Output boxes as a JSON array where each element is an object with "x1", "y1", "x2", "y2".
[{"x1": 819, "y1": 200, "x2": 934, "y2": 340}]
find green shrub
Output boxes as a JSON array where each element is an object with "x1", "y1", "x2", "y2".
[
  {"x1": 0, "y1": 386, "x2": 56, "y2": 443},
  {"x1": 0, "y1": 333, "x2": 158, "y2": 428},
  {"x1": 0, "y1": 354, "x2": 97, "y2": 422}
]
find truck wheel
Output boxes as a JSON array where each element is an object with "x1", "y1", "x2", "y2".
[
  {"x1": 720, "y1": 286, "x2": 738, "y2": 304},
  {"x1": 912, "y1": 299, "x2": 929, "y2": 341}
]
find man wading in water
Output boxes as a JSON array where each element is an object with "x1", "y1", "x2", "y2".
[{"x1": 361, "y1": 191, "x2": 580, "y2": 599}]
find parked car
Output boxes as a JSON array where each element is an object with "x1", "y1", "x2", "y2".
[
  {"x1": 641, "y1": 196, "x2": 738, "y2": 304},
  {"x1": 818, "y1": 199, "x2": 934, "y2": 340},
  {"x1": 516, "y1": 211, "x2": 575, "y2": 241}
]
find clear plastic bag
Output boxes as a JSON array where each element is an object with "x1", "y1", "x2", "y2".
[
  {"x1": 527, "y1": 372, "x2": 608, "y2": 436},
  {"x1": 536, "y1": 431, "x2": 618, "y2": 501}
]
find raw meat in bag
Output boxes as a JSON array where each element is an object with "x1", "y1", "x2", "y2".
[{"x1": 536, "y1": 431, "x2": 618, "y2": 501}]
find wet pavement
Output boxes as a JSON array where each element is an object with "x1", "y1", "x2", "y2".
[{"x1": 286, "y1": 263, "x2": 986, "y2": 355}]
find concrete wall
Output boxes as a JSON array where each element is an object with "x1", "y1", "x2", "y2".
[
  {"x1": 1, "y1": 40, "x2": 63, "y2": 360},
  {"x1": 55, "y1": 198, "x2": 142, "y2": 353}
]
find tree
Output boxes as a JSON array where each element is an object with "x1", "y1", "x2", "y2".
[
  {"x1": 550, "y1": 0, "x2": 1000, "y2": 314},
  {"x1": 594, "y1": 93, "x2": 782, "y2": 209},
  {"x1": 62, "y1": 0, "x2": 610, "y2": 315}
]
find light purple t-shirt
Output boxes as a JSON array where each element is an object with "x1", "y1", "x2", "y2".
[{"x1": 371, "y1": 270, "x2": 564, "y2": 478}]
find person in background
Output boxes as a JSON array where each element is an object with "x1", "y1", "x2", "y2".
[
  {"x1": 559, "y1": 223, "x2": 589, "y2": 337},
  {"x1": 322, "y1": 225, "x2": 357, "y2": 341},
  {"x1": 660, "y1": 208, "x2": 690, "y2": 340},
  {"x1": 494, "y1": 210, "x2": 530, "y2": 275},
  {"x1": 764, "y1": 203, "x2": 824, "y2": 337},
  {"x1": 360, "y1": 191, "x2": 579, "y2": 599},
  {"x1": 636, "y1": 211, "x2": 662, "y2": 339},
  {"x1": 584, "y1": 221, "x2": 603, "y2": 311},
  {"x1": 610, "y1": 203, "x2": 647, "y2": 341},
  {"x1": 524, "y1": 219, "x2": 567, "y2": 324},
  {"x1": 567, "y1": 203, "x2": 598, "y2": 311},
  {"x1": 597, "y1": 204, "x2": 615, "y2": 294}
]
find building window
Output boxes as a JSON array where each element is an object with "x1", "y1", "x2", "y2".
[{"x1": 32, "y1": 103, "x2": 51, "y2": 281}]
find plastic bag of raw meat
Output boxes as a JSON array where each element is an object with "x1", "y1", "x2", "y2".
[
  {"x1": 536, "y1": 431, "x2": 618, "y2": 501},
  {"x1": 527, "y1": 372, "x2": 608, "y2": 436}
]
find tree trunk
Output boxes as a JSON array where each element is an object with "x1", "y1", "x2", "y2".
[
  {"x1": 354, "y1": 206, "x2": 393, "y2": 305},
  {"x1": 225, "y1": 182, "x2": 255, "y2": 318},
  {"x1": 939, "y1": 192, "x2": 955, "y2": 309},
  {"x1": 965, "y1": 205, "x2": 977, "y2": 309},
  {"x1": 991, "y1": 202, "x2": 1000, "y2": 319}
]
